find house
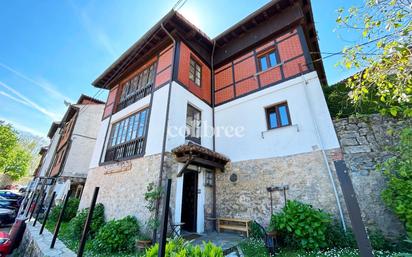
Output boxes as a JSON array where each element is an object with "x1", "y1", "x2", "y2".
[
  {"x1": 31, "y1": 95, "x2": 105, "y2": 202},
  {"x1": 79, "y1": 0, "x2": 344, "y2": 235}
]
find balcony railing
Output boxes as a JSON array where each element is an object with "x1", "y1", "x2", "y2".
[
  {"x1": 116, "y1": 83, "x2": 153, "y2": 112},
  {"x1": 104, "y1": 137, "x2": 145, "y2": 162}
]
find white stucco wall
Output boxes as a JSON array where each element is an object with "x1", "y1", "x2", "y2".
[
  {"x1": 62, "y1": 104, "x2": 104, "y2": 178},
  {"x1": 215, "y1": 71, "x2": 340, "y2": 162},
  {"x1": 37, "y1": 128, "x2": 61, "y2": 177}
]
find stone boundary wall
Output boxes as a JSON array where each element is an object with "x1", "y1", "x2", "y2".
[
  {"x1": 333, "y1": 114, "x2": 411, "y2": 237},
  {"x1": 13, "y1": 221, "x2": 75, "y2": 257}
]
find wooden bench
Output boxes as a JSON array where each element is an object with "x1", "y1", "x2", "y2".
[{"x1": 217, "y1": 218, "x2": 251, "y2": 237}]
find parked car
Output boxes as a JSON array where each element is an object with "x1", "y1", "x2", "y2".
[
  {"x1": 0, "y1": 232, "x2": 11, "y2": 257},
  {"x1": 0, "y1": 200, "x2": 19, "y2": 211},
  {"x1": 0, "y1": 208, "x2": 16, "y2": 227},
  {"x1": 0, "y1": 191, "x2": 22, "y2": 201}
]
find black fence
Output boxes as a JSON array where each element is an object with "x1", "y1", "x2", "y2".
[
  {"x1": 104, "y1": 137, "x2": 145, "y2": 162},
  {"x1": 116, "y1": 83, "x2": 153, "y2": 112}
]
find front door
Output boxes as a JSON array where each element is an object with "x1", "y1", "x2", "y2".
[{"x1": 181, "y1": 170, "x2": 198, "y2": 232}]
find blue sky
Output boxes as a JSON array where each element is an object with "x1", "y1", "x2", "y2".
[{"x1": 0, "y1": 0, "x2": 361, "y2": 138}]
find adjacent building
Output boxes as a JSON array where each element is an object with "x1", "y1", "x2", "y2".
[
  {"x1": 31, "y1": 95, "x2": 105, "y2": 201},
  {"x1": 80, "y1": 0, "x2": 345, "y2": 235}
]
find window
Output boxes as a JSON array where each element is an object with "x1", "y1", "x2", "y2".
[
  {"x1": 117, "y1": 63, "x2": 155, "y2": 111},
  {"x1": 105, "y1": 108, "x2": 148, "y2": 161},
  {"x1": 186, "y1": 104, "x2": 201, "y2": 144},
  {"x1": 265, "y1": 102, "x2": 291, "y2": 129},
  {"x1": 258, "y1": 49, "x2": 279, "y2": 72},
  {"x1": 189, "y1": 57, "x2": 202, "y2": 86}
]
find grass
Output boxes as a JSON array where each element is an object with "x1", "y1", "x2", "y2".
[{"x1": 239, "y1": 238, "x2": 410, "y2": 257}]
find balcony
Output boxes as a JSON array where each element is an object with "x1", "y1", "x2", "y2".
[
  {"x1": 104, "y1": 137, "x2": 145, "y2": 162},
  {"x1": 116, "y1": 83, "x2": 153, "y2": 112}
]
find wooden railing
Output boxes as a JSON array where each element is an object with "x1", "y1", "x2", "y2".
[
  {"x1": 116, "y1": 83, "x2": 153, "y2": 112},
  {"x1": 105, "y1": 137, "x2": 145, "y2": 162}
]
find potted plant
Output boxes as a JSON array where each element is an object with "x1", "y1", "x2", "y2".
[{"x1": 136, "y1": 183, "x2": 162, "y2": 250}]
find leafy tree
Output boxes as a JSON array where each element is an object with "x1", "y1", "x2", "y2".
[
  {"x1": 378, "y1": 128, "x2": 412, "y2": 238},
  {"x1": 336, "y1": 0, "x2": 412, "y2": 117},
  {"x1": 0, "y1": 121, "x2": 33, "y2": 180}
]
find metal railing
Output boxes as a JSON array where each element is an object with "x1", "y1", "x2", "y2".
[
  {"x1": 116, "y1": 83, "x2": 153, "y2": 112},
  {"x1": 105, "y1": 137, "x2": 145, "y2": 162}
]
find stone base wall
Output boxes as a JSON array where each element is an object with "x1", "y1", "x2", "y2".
[
  {"x1": 14, "y1": 221, "x2": 75, "y2": 257},
  {"x1": 216, "y1": 149, "x2": 344, "y2": 227},
  {"x1": 334, "y1": 114, "x2": 411, "y2": 237},
  {"x1": 79, "y1": 153, "x2": 179, "y2": 235}
]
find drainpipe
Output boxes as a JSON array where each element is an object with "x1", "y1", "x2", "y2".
[
  {"x1": 154, "y1": 22, "x2": 176, "y2": 241},
  {"x1": 300, "y1": 73, "x2": 347, "y2": 232},
  {"x1": 210, "y1": 40, "x2": 217, "y2": 228}
]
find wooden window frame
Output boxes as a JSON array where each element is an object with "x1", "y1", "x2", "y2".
[
  {"x1": 189, "y1": 56, "x2": 202, "y2": 87},
  {"x1": 265, "y1": 102, "x2": 291, "y2": 130},
  {"x1": 185, "y1": 104, "x2": 201, "y2": 144},
  {"x1": 257, "y1": 47, "x2": 280, "y2": 72},
  {"x1": 105, "y1": 108, "x2": 149, "y2": 162}
]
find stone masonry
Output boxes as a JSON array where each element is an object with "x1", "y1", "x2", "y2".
[{"x1": 334, "y1": 114, "x2": 411, "y2": 237}]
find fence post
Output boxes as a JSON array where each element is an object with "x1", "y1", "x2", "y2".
[
  {"x1": 158, "y1": 179, "x2": 171, "y2": 257},
  {"x1": 29, "y1": 190, "x2": 42, "y2": 220},
  {"x1": 33, "y1": 192, "x2": 47, "y2": 227},
  {"x1": 77, "y1": 187, "x2": 99, "y2": 257},
  {"x1": 25, "y1": 191, "x2": 37, "y2": 217},
  {"x1": 40, "y1": 191, "x2": 56, "y2": 235},
  {"x1": 19, "y1": 189, "x2": 31, "y2": 215},
  {"x1": 50, "y1": 190, "x2": 71, "y2": 248}
]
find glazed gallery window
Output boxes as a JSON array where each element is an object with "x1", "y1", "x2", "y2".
[
  {"x1": 258, "y1": 49, "x2": 279, "y2": 71},
  {"x1": 265, "y1": 102, "x2": 291, "y2": 129},
  {"x1": 186, "y1": 104, "x2": 201, "y2": 144},
  {"x1": 117, "y1": 63, "x2": 155, "y2": 111},
  {"x1": 189, "y1": 57, "x2": 202, "y2": 86},
  {"x1": 105, "y1": 108, "x2": 148, "y2": 161}
]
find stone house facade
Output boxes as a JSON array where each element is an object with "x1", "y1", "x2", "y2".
[{"x1": 80, "y1": 0, "x2": 347, "y2": 236}]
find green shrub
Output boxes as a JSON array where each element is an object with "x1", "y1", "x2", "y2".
[
  {"x1": 49, "y1": 197, "x2": 80, "y2": 223},
  {"x1": 145, "y1": 238, "x2": 223, "y2": 257},
  {"x1": 379, "y1": 128, "x2": 412, "y2": 238},
  {"x1": 326, "y1": 223, "x2": 356, "y2": 249},
  {"x1": 68, "y1": 203, "x2": 105, "y2": 239},
  {"x1": 250, "y1": 221, "x2": 265, "y2": 239},
  {"x1": 92, "y1": 215, "x2": 140, "y2": 253},
  {"x1": 269, "y1": 200, "x2": 332, "y2": 250}
]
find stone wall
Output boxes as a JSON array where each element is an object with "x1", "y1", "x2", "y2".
[
  {"x1": 334, "y1": 114, "x2": 411, "y2": 237},
  {"x1": 14, "y1": 221, "x2": 75, "y2": 257},
  {"x1": 216, "y1": 149, "x2": 344, "y2": 228}
]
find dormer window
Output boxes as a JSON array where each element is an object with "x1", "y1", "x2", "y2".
[
  {"x1": 189, "y1": 57, "x2": 202, "y2": 86},
  {"x1": 258, "y1": 49, "x2": 279, "y2": 71}
]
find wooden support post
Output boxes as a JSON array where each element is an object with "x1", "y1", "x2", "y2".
[
  {"x1": 33, "y1": 192, "x2": 46, "y2": 227},
  {"x1": 334, "y1": 160, "x2": 373, "y2": 257},
  {"x1": 50, "y1": 190, "x2": 71, "y2": 248},
  {"x1": 77, "y1": 187, "x2": 99, "y2": 257},
  {"x1": 158, "y1": 179, "x2": 172, "y2": 257},
  {"x1": 40, "y1": 192, "x2": 56, "y2": 235}
]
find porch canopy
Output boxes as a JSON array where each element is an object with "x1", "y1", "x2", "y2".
[{"x1": 172, "y1": 143, "x2": 230, "y2": 177}]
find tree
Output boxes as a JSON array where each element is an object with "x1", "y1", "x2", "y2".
[
  {"x1": 0, "y1": 121, "x2": 33, "y2": 181},
  {"x1": 336, "y1": 0, "x2": 412, "y2": 117}
]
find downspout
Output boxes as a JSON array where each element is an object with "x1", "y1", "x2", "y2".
[
  {"x1": 210, "y1": 40, "x2": 217, "y2": 227},
  {"x1": 154, "y1": 22, "x2": 176, "y2": 241},
  {"x1": 300, "y1": 73, "x2": 347, "y2": 232}
]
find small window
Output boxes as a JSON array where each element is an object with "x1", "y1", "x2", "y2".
[
  {"x1": 265, "y1": 102, "x2": 291, "y2": 129},
  {"x1": 186, "y1": 104, "x2": 201, "y2": 143},
  {"x1": 189, "y1": 58, "x2": 202, "y2": 86},
  {"x1": 258, "y1": 49, "x2": 279, "y2": 72}
]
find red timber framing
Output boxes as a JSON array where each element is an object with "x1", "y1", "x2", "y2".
[{"x1": 95, "y1": 0, "x2": 326, "y2": 116}]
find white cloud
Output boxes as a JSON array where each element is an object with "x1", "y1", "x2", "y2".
[
  {"x1": 0, "y1": 80, "x2": 60, "y2": 120},
  {"x1": 0, "y1": 62, "x2": 74, "y2": 103},
  {"x1": 0, "y1": 117, "x2": 46, "y2": 138}
]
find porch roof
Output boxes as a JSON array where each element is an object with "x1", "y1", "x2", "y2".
[{"x1": 172, "y1": 143, "x2": 230, "y2": 172}]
